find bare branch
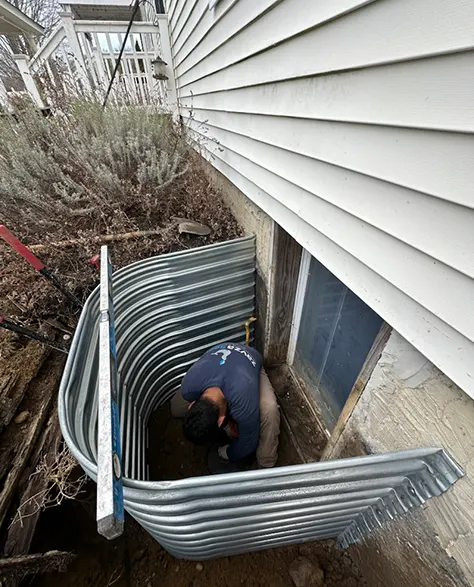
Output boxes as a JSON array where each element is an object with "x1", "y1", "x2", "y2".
[{"x1": 0, "y1": 0, "x2": 60, "y2": 88}]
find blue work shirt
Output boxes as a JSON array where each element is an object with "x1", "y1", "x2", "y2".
[{"x1": 180, "y1": 343, "x2": 263, "y2": 462}]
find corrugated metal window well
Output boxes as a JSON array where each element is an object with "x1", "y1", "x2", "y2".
[{"x1": 59, "y1": 236, "x2": 464, "y2": 559}]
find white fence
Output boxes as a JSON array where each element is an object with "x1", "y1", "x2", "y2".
[{"x1": 14, "y1": 12, "x2": 176, "y2": 109}]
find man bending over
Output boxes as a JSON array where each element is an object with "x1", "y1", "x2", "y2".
[{"x1": 171, "y1": 342, "x2": 280, "y2": 468}]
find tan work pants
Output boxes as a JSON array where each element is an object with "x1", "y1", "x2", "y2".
[{"x1": 171, "y1": 368, "x2": 280, "y2": 467}]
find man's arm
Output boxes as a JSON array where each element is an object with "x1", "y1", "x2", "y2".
[{"x1": 226, "y1": 410, "x2": 259, "y2": 462}]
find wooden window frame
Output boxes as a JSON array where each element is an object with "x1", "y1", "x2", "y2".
[{"x1": 285, "y1": 246, "x2": 392, "y2": 459}]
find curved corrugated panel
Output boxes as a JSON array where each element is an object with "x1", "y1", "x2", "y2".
[{"x1": 59, "y1": 237, "x2": 463, "y2": 559}]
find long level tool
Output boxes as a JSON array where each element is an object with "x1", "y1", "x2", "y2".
[
  {"x1": 0, "y1": 225, "x2": 83, "y2": 307},
  {"x1": 97, "y1": 245, "x2": 124, "y2": 539}
]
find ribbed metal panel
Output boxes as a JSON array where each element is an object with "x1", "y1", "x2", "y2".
[{"x1": 59, "y1": 236, "x2": 464, "y2": 559}]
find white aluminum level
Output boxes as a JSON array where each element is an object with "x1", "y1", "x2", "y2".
[{"x1": 59, "y1": 237, "x2": 464, "y2": 558}]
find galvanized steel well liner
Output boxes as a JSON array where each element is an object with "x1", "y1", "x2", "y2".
[{"x1": 59, "y1": 236, "x2": 464, "y2": 558}]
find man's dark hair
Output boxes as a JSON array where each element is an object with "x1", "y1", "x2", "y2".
[{"x1": 183, "y1": 398, "x2": 220, "y2": 445}]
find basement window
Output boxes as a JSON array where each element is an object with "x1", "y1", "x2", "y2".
[{"x1": 289, "y1": 252, "x2": 383, "y2": 431}]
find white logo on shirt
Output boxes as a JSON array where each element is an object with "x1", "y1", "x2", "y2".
[
  {"x1": 212, "y1": 344, "x2": 257, "y2": 367},
  {"x1": 212, "y1": 349, "x2": 231, "y2": 365}
]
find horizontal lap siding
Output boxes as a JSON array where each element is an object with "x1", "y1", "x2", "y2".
[{"x1": 166, "y1": 0, "x2": 474, "y2": 398}]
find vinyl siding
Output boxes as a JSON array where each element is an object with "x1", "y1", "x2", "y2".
[{"x1": 165, "y1": 0, "x2": 474, "y2": 398}]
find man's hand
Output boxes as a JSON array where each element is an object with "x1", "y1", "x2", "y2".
[{"x1": 218, "y1": 445, "x2": 230, "y2": 461}]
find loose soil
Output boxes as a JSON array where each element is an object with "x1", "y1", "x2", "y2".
[
  {"x1": 146, "y1": 401, "x2": 301, "y2": 481},
  {"x1": 29, "y1": 400, "x2": 366, "y2": 587}
]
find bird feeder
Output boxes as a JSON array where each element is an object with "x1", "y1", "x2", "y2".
[{"x1": 152, "y1": 56, "x2": 168, "y2": 80}]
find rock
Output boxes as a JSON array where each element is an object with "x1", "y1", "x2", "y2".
[
  {"x1": 133, "y1": 549, "x2": 146, "y2": 562},
  {"x1": 14, "y1": 411, "x2": 29, "y2": 425},
  {"x1": 289, "y1": 557, "x2": 325, "y2": 587},
  {"x1": 196, "y1": 562, "x2": 204, "y2": 572},
  {"x1": 298, "y1": 542, "x2": 314, "y2": 557},
  {"x1": 341, "y1": 553, "x2": 354, "y2": 569},
  {"x1": 343, "y1": 578, "x2": 358, "y2": 587}
]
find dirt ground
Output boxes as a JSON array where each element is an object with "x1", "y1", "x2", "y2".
[
  {"x1": 0, "y1": 156, "x2": 243, "y2": 478},
  {"x1": 27, "y1": 400, "x2": 366, "y2": 587},
  {"x1": 0, "y1": 156, "x2": 244, "y2": 584},
  {"x1": 1, "y1": 152, "x2": 365, "y2": 587}
]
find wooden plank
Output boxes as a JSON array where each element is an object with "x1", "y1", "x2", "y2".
[
  {"x1": 196, "y1": 147, "x2": 474, "y2": 400},
  {"x1": 186, "y1": 120, "x2": 474, "y2": 345},
  {"x1": 4, "y1": 404, "x2": 62, "y2": 558},
  {"x1": 0, "y1": 551, "x2": 75, "y2": 578},
  {"x1": 189, "y1": 108, "x2": 474, "y2": 208},
  {"x1": 157, "y1": 18, "x2": 179, "y2": 108},
  {"x1": 73, "y1": 21, "x2": 159, "y2": 34},
  {"x1": 266, "y1": 224, "x2": 301, "y2": 366},
  {"x1": 0, "y1": 355, "x2": 63, "y2": 530},
  {"x1": 321, "y1": 322, "x2": 392, "y2": 461},
  {"x1": 267, "y1": 366, "x2": 329, "y2": 463},
  {"x1": 29, "y1": 25, "x2": 66, "y2": 73},
  {"x1": 0, "y1": 341, "x2": 50, "y2": 435},
  {"x1": 78, "y1": 31, "x2": 99, "y2": 87},
  {"x1": 180, "y1": 52, "x2": 474, "y2": 133},
  {"x1": 92, "y1": 32, "x2": 108, "y2": 85}
]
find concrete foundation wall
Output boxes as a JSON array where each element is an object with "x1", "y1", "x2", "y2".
[
  {"x1": 200, "y1": 159, "x2": 274, "y2": 355},
  {"x1": 329, "y1": 331, "x2": 474, "y2": 587}
]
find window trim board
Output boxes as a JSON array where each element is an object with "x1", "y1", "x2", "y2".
[{"x1": 287, "y1": 248, "x2": 311, "y2": 366}]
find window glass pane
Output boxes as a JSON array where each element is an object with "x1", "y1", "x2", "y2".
[{"x1": 294, "y1": 256, "x2": 383, "y2": 430}]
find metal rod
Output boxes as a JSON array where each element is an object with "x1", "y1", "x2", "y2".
[
  {"x1": 0, "y1": 317, "x2": 69, "y2": 353},
  {"x1": 102, "y1": 0, "x2": 141, "y2": 109},
  {"x1": 39, "y1": 268, "x2": 83, "y2": 307}
]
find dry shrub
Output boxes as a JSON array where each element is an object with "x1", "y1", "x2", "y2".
[
  {"x1": 0, "y1": 97, "x2": 242, "y2": 323},
  {"x1": 0, "y1": 99, "x2": 191, "y2": 240},
  {"x1": 11, "y1": 445, "x2": 87, "y2": 529}
]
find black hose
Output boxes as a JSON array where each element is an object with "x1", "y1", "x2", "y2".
[{"x1": 0, "y1": 318, "x2": 69, "y2": 353}]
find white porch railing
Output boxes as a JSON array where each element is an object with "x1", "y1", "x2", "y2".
[
  {"x1": 14, "y1": 12, "x2": 176, "y2": 109},
  {"x1": 0, "y1": 76, "x2": 9, "y2": 109}
]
